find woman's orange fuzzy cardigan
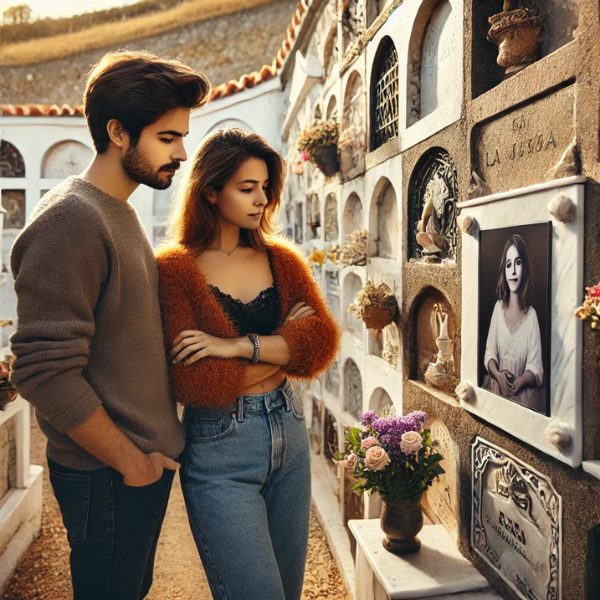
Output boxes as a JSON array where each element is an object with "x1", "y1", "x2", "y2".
[{"x1": 155, "y1": 239, "x2": 341, "y2": 409}]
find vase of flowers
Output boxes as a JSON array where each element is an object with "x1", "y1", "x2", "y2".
[
  {"x1": 337, "y1": 409, "x2": 444, "y2": 555},
  {"x1": 348, "y1": 280, "x2": 398, "y2": 331},
  {"x1": 297, "y1": 119, "x2": 340, "y2": 177}
]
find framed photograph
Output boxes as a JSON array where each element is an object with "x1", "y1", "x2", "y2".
[
  {"x1": 458, "y1": 176, "x2": 585, "y2": 467},
  {"x1": 478, "y1": 222, "x2": 552, "y2": 416}
]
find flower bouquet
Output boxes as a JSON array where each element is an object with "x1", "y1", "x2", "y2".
[
  {"x1": 574, "y1": 282, "x2": 600, "y2": 329},
  {"x1": 348, "y1": 279, "x2": 398, "y2": 331},
  {"x1": 334, "y1": 229, "x2": 367, "y2": 268},
  {"x1": 297, "y1": 119, "x2": 339, "y2": 177},
  {"x1": 337, "y1": 408, "x2": 444, "y2": 554}
]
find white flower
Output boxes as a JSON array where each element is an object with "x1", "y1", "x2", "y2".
[{"x1": 401, "y1": 431, "x2": 423, "y2": 455}]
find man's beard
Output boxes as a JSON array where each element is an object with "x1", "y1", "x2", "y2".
[{"x1": 122, "y1": 144, "x2": 180, "y2": 190}]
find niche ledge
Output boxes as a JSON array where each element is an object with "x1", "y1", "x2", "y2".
[{"x1": 408, "y1": 379, "x2": 460, "y2": 408}]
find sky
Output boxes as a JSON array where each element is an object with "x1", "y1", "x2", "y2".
[{"x1": 1, "y1": 0, "x2": 142, "y2": 19}]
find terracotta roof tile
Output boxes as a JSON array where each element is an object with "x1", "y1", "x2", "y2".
[{"x1": 0, "y1": 0, "x2": 310, "y2": 116}]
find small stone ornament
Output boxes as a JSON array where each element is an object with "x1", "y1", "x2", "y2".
[
  {"x1": 455, "y1": 380, "x2": 475, "y2": 403},
  {"x1": 457, "y1": 214, "x2": 475, "y2": 235},
  {"x1": 488, "y1": 1, "x2": 541, "y2": 78},
  {"x1": 544, "y1": 417, "x2": 570, "y2": 451},
  {"x1": 547, "y1": 194, "x2": 575, "y2": 223}
]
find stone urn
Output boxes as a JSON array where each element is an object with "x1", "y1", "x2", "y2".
[
  {"x1": 312, "y1": 144, "x2": 339, "y2": 178},
  {"x1": 380, "y1": 497, "x2": 424, "y2": 555},
  {"x1": 488, "y1": 2, "x2": 541, "y2": 77}
]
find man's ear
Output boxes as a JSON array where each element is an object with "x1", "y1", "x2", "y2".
[
  {"x1": 106, "y1": 119, "x2": 129, "y2": 150},
  {"x1": 205, "y1": 187, "x2": 217, "y2": 205}
]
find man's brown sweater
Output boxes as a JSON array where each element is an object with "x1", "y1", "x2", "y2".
[{"x1": 10, "y1": 176, "x2": 184, "y2": 470}]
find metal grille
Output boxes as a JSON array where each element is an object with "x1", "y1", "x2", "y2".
[{"x1": 373, "y1": 45, "x2": 398, "y2": 150}]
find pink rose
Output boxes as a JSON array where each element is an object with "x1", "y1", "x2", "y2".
[
  {"x1": 361, "y1": 436, "x2": 381, "y2": 450},
  {"x1": 401, "y1": 431, "x2": 423, "y2": 455},
  {"x1": 346, "y1": 452, "x2": 358, "y2": 469},
  {"x1": 300, "y1": 150, "x2": 309, "y2": 162},
  {"x1": 364, "y1": 446, "x2": 390, "y2": 471}
]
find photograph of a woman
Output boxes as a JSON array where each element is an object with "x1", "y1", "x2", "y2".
[
  {"x1": 478, "y1": 225, "x2": 551, "y2": 415},
  {"x1": 156, "y1": 129, "x2": 341, "y2": 600}
]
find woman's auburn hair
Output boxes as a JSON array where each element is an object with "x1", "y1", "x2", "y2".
[
  {"x1": 496, "y1": 233, "x2": 534, "y2": 310},
  {"x1": 166, "y1": 128, "x2": 286, "y2": 256}
]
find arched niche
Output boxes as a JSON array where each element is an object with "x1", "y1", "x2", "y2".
[
  {"x1": 323, "y1": 407, "x2": 339, "y2": 474},
  {"x1": 370, "y1": 36, "x2": 398, "y2": 151},
  {"x1": 410, "y1": 286, "x2": 457, "y2": 395},
  {"x1": 1, "y1": 189, "x2": 25, "y2": 229},
  {"x1": 313, "y1": 103, "x2": 323, "y2": 121},
  {"x1": 323, "y1": 27, "x2": 339, "y2": 79},
  {"x1": 41, "y1": 140, "x2": 93, "y2": 178},
  {"x1": 408, "y1": 148, "x2": 457, "y2": 263},
  {"x1": 0, "y1": 140, "x2": 25, "y2": 177},
  {"x1": 407, "y1": 0, "x2": 459, "y2": 126},
  {"x1": 342, "y1": 192, "x2": 363, "y2": 239},
  {"x1": 369, "y1": 387, "x2": 392, "y2": 412},
  {"x1": 325, "y1": 270, "x2": 340, "y2": 315},
  {"x1": 325, "y1": 360, "x2": 340, "y2": 397},
  {"x1": 340, "y1": 70, "x2": 366, "y2": 179},
  {"x1": 472, "y1": 1, "x2": 579, "y2": 99},
  {"x1": 205, "y1": 119, "x2": 254, "y2": 135},
  {"x1": 325, "y1": 94, "x2": 338, "y2": 121},
  {"x1": 370, "y1": 321, "x2": 399, "y2": 368},
  {"x1": 343, "y1": 358, "x2": 363, "y2": 420},
  {"x1": 368, "y1": 178, "x2": 398, "y2": 259},
  {"x1": 422, "y1": 412, "x2": 460, "y2": 541},
  {"x1": 324, "y1": 194, "x2": 339, "y2": 242},
  {"x1": 307, "y1": 194, "x2": 321, "y2": 239},
  {"x1": 343, "y1": 272, "x2": 363, "y2": 337},
  {"x1": 294, "y1": 202, "x2": 304, "y2": 244}
]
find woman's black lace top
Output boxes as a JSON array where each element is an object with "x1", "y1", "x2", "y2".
[{"x1": 208, "y1": 285, "x2": 281, "y2": 337}]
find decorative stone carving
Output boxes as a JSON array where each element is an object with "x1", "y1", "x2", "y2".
[
  {"x1": 544, "y1": 137, "x2": 580, "y2": 182},
  {"x1": 324, "y1": 194, "x2": 339, "y2": 241},
  {"x1": 455, "y1": 380, "x2": 475, "y2": 403},
  {"x1": 421, "y1": 416, "x2": 459, "y2": 540},
  {"x1": 0, "y1": 140, "x2": 25, "y2": 178},
  {"x1": 424, "y1": 303, "x2": 458, "y2": 393},
  {"x1": 457, "y1": 214, "x2": 475, "y2": 235},
  {"x1": 341, "y1": 0, "x2": 365, "y2": 57},
  {"x1": 488, "y1": 1, "x2": 541, "y2": 78},
  {"x1": 468, "y1": 171, "x2": 493, "y2": 200},
  {"x1": 547, "y1": 194, "x2": 575, "y2": 223},
  {"x1": 544, "y1": 418, "x2": 570, "y2": 450},
  {"x1": 472, "y1": 438, "x2": 562, "y2": 600},
  {"x1": 381, "y1": 323, "x2": 399, "y2": 369},
  {"x1": 410, "y1": 150, "x2": 458, "y2": 262},
  {"x1": 344, "y1": 359, "x2": 363, "y2": 421}
]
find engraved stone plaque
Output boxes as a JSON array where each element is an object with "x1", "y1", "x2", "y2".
[
  {"x1": 423, "y1": 416, "x2": 459, "y2": 541},
  {"x1": 474, "y1": 85, "x2": 575, "y2": 193},
  {"x1": 472, "y1": 437, "x2": 562, "y2": 600}
]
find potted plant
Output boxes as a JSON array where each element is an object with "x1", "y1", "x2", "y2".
[
  {"x1": 336, "y1": 408, "x2": 444, "y2": 555},
  {"x1": 297, "y1": 119, "x2": 340, "y2": 177},
  {"x1": 348, "y1": 279, "x2": 398, "y2": 331}
]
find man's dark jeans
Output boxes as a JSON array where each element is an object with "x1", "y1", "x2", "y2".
[{"x1": 48, "y1": 458, "x2": 175, "y2": 600}]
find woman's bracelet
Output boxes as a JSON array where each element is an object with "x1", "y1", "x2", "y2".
[{"x1": 248, "y1": 334, "x2": 261, "y2": 363}]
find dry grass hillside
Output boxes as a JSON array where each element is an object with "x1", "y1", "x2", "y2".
[{"x1": 0, "y1": 0, "x2": 279, "y2": 67}]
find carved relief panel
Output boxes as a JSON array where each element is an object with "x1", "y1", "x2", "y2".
[
  {"x1": 341, "y1": 0, "x2": 365, "y2": 57},
  {"x1": 409, "y1": 149, "x2": 458, "y2": 263},
  {"x1": 472, "y1": 438, "x2": 562, "y2": 600}
]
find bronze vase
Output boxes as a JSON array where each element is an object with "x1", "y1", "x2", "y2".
[
  {"x1": 312, "y1": 144, "x2": 339, "y2": 178},
  {"x1": 380, "y1": 498, "x2": 423, "y2": 555}
]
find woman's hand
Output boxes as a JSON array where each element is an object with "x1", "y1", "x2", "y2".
[
  {"x1": 509, "y1": 370, "x2": 537, "y2": 395},
  {"x1": 283, "y1": 302, "x2": 315, "y2": 324},
  {"x1": 492, "y1": 369, "x2": 514, "y2": 398},
  {"x1": 171, "y1": 330, "x2": 249, "y2": 366}
]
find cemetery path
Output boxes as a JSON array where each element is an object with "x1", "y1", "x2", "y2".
[{"x1": 2, "y1": 418, "x2": 351, "y2": 600}]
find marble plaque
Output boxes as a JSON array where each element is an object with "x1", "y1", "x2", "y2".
[
  {"x1": 423, "y1": 416, "x2": 459, "y2": 541},
  {"x1": 475, "y1": 86, "x2": 575, "y2": 194},
  {"x1": 472, "y1": 437, "x2": 562, "y2": 600}
]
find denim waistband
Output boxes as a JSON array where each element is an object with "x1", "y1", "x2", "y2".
[{"x1": 233, "y1": 378, "x2": 294, "y2": 422}]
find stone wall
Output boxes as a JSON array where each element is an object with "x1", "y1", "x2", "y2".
[{"x1": 0, "y1": 0, "x2": 296, "y2": 106}]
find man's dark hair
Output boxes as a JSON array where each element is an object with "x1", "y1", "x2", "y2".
[{"x1": 84, "y1": 50, "x2": 211, "y2": 153}]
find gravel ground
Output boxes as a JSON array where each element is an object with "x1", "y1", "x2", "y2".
[{"x1": 2, "y1": 418, "x2": 352, "y2": 600}]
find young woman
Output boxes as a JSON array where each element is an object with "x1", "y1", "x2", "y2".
[
  {"x1": 155, "y1": 129, "x2": 340, "y2": 600},
  {"x1": 482, "y1": 233, "x2": 544, "y2": 410}
]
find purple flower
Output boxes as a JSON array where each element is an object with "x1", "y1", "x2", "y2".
[
  {"x1": 368, "y1": 411, "x2": 428, "y2": 461},
  {"x1": 361, "y1": 410, "x2": 378, "y2": 427}
]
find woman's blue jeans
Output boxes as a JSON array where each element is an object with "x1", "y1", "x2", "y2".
[{"x1": 180, "y1": 379, "x2": 311, "y2": 600}]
